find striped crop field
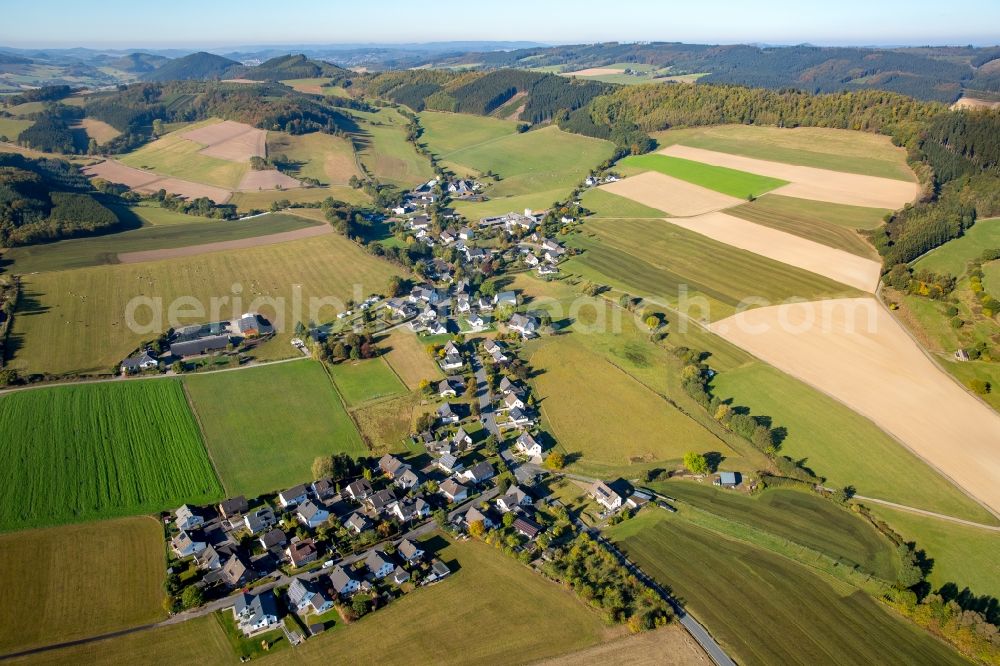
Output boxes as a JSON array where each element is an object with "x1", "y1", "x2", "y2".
[{"x1": 0, "y1": 380, "x2": 223, "y2": 531}]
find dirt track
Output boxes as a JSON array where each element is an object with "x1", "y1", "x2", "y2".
[
  {"x1": 600, "y1": 171, "x2": 743, "y2": 217},
  {"x1": 663, "y1": 211, "x2": 881, "y2": 292},
  {"x1": 116, "y1": 224, "x2": 332, "y2": 264},
  {"x1": 660, "y1": 145, "x2": 918, "y2": 209},
  {"x1": 710, "y1": 298, "x2": 1000, "y2": 515}
]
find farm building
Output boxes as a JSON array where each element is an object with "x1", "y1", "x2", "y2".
[
  {"x1": 169, "y1": 334, "x2": 230, "y2": 359},
  {"x1": 715, "y1": 471, "x2": 743, "y2": 488}
]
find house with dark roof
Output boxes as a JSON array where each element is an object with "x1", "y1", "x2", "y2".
[
  {"x1": 426, "y1": 559, "x2": 451, "y2": 582},
  {"x1": 288, "y1": 578, "x2": 333, "y2": 615},
  {"x1": 244, "y1": 507, "x2": 276, "y2": 534},
  {"x1": 344, "y1": 479, "x2": 373, "y2": 500},
  {"x1": 365, "y1": 488, "x2": 397, "y2": 514},
  {"x1": 462, "y1": 460, "x2": 495, "y2": 485},
  {"x1": 496, "y1": 486, "x2": 532, "y2": 513},
  {"x1": 286, "y1": 539, "x2": 319, "y2": 568},
  {"x1": 436, "y1": 453, "x2": 464, "y2": 474},
  {"x1": 169, "y1": 334, "x2": 230, "y2": 359},
  {"x1": 312, "y1": 478, "x2": 336, "y2": 500},
  {"x1": 513, "y1": 515, "x2": 544, "y2": 540},
  {"x1": 390, "y1": 497, "x2": 430, "y2": 522},
  {"x1": 515, "y1": 431, "x2": 544, "y2": 458},
  {"x1": 259, "y1": 528, "x2": 287, "y2": 551},
  {"x1": 233, "y1": 590, "x2": 280, "y2": 636},
  {"x1": 364, "y1": 548, "x2": 395, "y2": 579},
  {"x1": 120, "y1": 351, "x2": 158, "y2": 375},
  {"x1": 437, "y1": 402, "x2": 460, "y2": 424},
  {"x1": 218, "y1": 496, "x2": 249, "y2": 519}
]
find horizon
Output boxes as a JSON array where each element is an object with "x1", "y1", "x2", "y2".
[{"x1": 2, "y1": 0, "x2": 998, "y2": 49}]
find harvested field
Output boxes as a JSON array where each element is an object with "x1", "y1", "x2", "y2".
[
  {"x1": 663, "y1": 211, "x2": 882, "y2": 292},
  {"x1": 382, "y1": 328, "x2": 443, "y2": 389},
  {"x1": 564, "y1": 67, "x2": 621, "y2": 76},
  {"x1": 180, "y1": 119, "x2": 265, "y2": 160},
  {"x1": 83, "y1": 160, "x2": 232, "y2": 203},
  {"x1": 73, "y1": 118, "x2": 120, "y2": 144},
  {"x1": 0, "y1": 516, "x2": 165, "y2": 654},
  {"x1": 660, "y1": 145, "x2": 918, "y2": 209},
  {"x1": 951, "y1": 96, "x2": 1000, "y2": 110},
  {"x1": 116, "y1": 223, "x2": 331, "y2": 263},
  {"x1": 600, "y1": 171, "x2": 742, "y2": 217},
  {"x1": 710, "y1": 298, "x2": 1000, "y2": 515},
  {"x1": 237, "y1": 168, "x2": 301, "y2": 190},
  {"x1": 619, "y1": 153, "x2": 789, "y2": 199},
  {"x1": 535, "y1": 627, "x2": 708, "y2": 666}
]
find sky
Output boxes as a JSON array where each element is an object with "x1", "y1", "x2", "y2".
[{"x1": 2, "y1": 0, "x2": 998, "y2": 49}]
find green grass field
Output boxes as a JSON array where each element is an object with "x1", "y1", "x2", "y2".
[
  {"x1": 1, "y1": 212, "x2": 317, "y2": 274},
  {"x1": 328, "y1": 357, "x2": 407, "y2": 407},
  {"x1": 266, "y1": 131, "x2": 362, "y2": 186},
  {"x1": 867, "y1": 505, "x2": 1000, "y2": 599},
  {"x1": 184, "y1": 360, "x2": 366, "y2": 497},
  {"x1": 0, "y1": 117, "x2": 32, "y2": 139},
  {"x1": 914, "y1": 217, "x2": 1000, "y2": 276},
  {"x1": 419, "y1": 110, "x2": 517, "y2": 156},
  {"x1": 0, "y1": 380, "x2": 222, "y2": 530},
  {"x1": 529, "y1": 336, "x2": 729, "y2": 477},
  {"x1": 652, "y1": 124, "x2": 914, "y2": 181},
  {"x1": 355, "y1": 107, "x2": 435, "y2": 188},
  {"x1": 118, "y1": 119, "x2": 248, "y2": 190},
  {"x1": 0, "y1": 516, "x2": 166, "y2": 654},
  {"x1": 607, "y1": 511, "x2": 965, "y2": 666},
  {"x1": 619, "y1": 153, "x2": 788, "y2": 199},
  {"x1": 17, "y1": 535, "x2": 613, "y2": 666},
  {"x1": 432, "y1": 125, "x2": 614, "y2": 201},
  {"x1": 710, "y1": 362, "x2": 995, "y2": 523},
  {"x1": 10, "y1": 232, "x2": 403, "y2": 376},
  {"x1": 229, "y1": 184, "x2": 369, "y2": 212},
  {"x1": 564, "y1": 218, "x2": 861, "y2": 321},
  {"x1": 452, "y1": 188, "x2": 571, "y2": 220},
  {"x1": 381, "y1": 328, "x2": 443, "y2": 389},
  {"x1": 940, "y1": 358, "x2": 1000, "y2": 413},
  {"x1": 580, "y1": 187, "x2": 665, "y2": 219},
  {"x1": 984, "y1": 260, "x2": 1000, "y2": 298},
  {"x1": 351, "y1": 392, "x2": 421, "y2": 455},
  {"x1": 651, "y1": 482, "x2": 899, "y2": 580},
  {"x1": 726, "y1": 194, "x2": 884, "y2": 259}
]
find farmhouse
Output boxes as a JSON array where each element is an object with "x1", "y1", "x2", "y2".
[
  {"x1": 233, "y1": 591, "x2": 280, "y2": 636},
  {"x1": 329, "y1": 565, "x2": 361, "y2": 596},
  {"x1": 120, "y1": 351, "x2": 158, "y2": 375},
  {"x1": 365, "y1": 548, "x2": 395, "y2": 579},
  {"x1": 236, "y1": 312, "x2": 272, "y2": 338},
  {"x1": 297, "y1": 501, "x2": 330, "y2": 529},
  {"x1": 169, "y1": 334, "x2": 230, "y2": 359},
  {"x1": 590, "y1": 481, "x2": 623, "y2": 511},
  {"x1": 288, "y1": 578, "x2": 333, "y2": 615}
]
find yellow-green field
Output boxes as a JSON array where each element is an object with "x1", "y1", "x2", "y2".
[
  {"x1": 75, "y1": 118, "x2": 120, "y2": 144},
  {"x1": 266, "y1": 131, "x2": 362, "y2": 186},
  {"x1": 419, "y1": 110, "x2": 517, "y2": 157},
  {"x1": 10, "y1": 232, "x2": 403, "y2": 375},
  {"x1": 354, "y1": 107, "x2": 435, "y2": 188},
  {"x1": 652, "y1": 124, "x2": 914, "y2": 181},
  {"x1": 118, "y1": 119, "x2": 248, "y2": 189},
  {"x1": 229, "y1": 185, "x2": 369, "y2": 212},
  {"x1": 0, "y1": 517, "x2": 166, "y2": 654},
  {"x1": 328, "y1": 357, "x2": 407, "y2": 407},
  {"x1": 382, "y1": 328, "x2": 443, "y2": 389},
  {"x1": 0, "y1": 117, "x2": 32, "y2": 139}
]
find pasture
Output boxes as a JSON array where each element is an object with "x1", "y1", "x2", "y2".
[
  {"x1": 607, "y1": 511, "x2": 966, "y2": 666},
  {"x1": 867, "y1": 505, "x2": 1000, "y2": 599},
  {"x1": 431, "y1": 124, "x2": 614, "y2": 200},
  {"x1": 9, "y1": 231, "x2": 403, "y2": 376},
  {"x1": 351, "y1": 392, "x2": 421, "y2": 454},
  {"x1": 18, "y1": 536, "x2": 614, "y2": 666},
  {"x1": 528, "y1": 336, "x2": 726, "y2": 477},
  {"x1": 619, "y1": 153, "x2": 788, "y2": 199},
  {"x1": 84, "y1": 159, "x2": 232, "y2": 203},
  {"x1": 564, "y1": 217, "x2": 862, "y2": 322},
  {"x1": 382, "y1": 328, "x2": 443, "y2": 389},
  {"x1": 265, "y1": 131, "x2": 362, "y2": 186},
  {"x1": 1, "y1": 212, "x2": 317, "y2": 274},
  {"x1": 660, "y1": 145, "x2": 917, "y2": 209},
  {"x1": 0, "y1": 380, "x2": 222, "y2": 531},
  {"x1": 651, "y1": 482, "x2": 899, "y2": 580},
  {"x1": 710, "y1": 362, "x2": 994, "y2": 522},
  {"x1": 184, "y1": 360, "x2": 366, "y2": 497},
  {"x1": 913, "y1": 217, "x2": 1000, "y2": 276},
  {"x1": 726, "y1": 194, "x2": 884, "y2": 259},
  {"x1": 0, "y1": 517, "x2": 166, "y2": 654},
  {"x1": 118, "y1": 119, "x2": 249, "y2": 190},
  {"x1": 0, "y1": 117, "x2": 32, "y2": 139},
  {"x1": 711, "y1": 298, "x2": 1000, "y2": 518},
  {"x1": 328, "y1": 357, "x2": 407, "y2": 407},
  {"x1": 229, "y1": 184, "x2": 370, "y2": 212},
  {"x1": 355, "y1": 107, "x2": 435, "y2": 188},
  {"x1": 419, "y1": 110, "x2": 517, "y2": 157},
  {"x1": 653, "y1": 124, "x2": 914, "y2": 181}
]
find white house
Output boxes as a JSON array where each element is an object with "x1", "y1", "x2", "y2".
[
  {"x1": 496, "y1": 486, "x2": 532, "y2": 513},
  {"x1": 437, "y1": 402, "x2": 460, "y2": 424},
  {"x1": 233, "y1": 591, "x2": 280, "y2": 636},
  {"x1": 365, "y1": 549, "x2": 395, "y2": 579},
  {"x1": 329, "y1": 565, "x2": 361, "y2": 596},
  {"x1": 296, "y1": 501, "x2": 330, "y2": 529},
  {"x1": 287, "y1": 578, "x2": 333, "y2": 615},
  {"x1": 398, "y1": 539, "x2": 425, "y2": 563},
  {"x1": 508, "y1": 313, "x2": 538, "y2": 338},
  {"x1": 515, "y1": 431, "x2": 544, "y2": 458},
  {"x1": 171, "y1": 530, "x2": 206, "y2": 558},
  {"x1": 439, "y1": 478, "x2": 469, "y2": 503},
  {"x1": 501, "y1": 392, "x2": 526, "y2": 411},
  {"x1": 278, "y1": 484, "x2": 309, "y2": 509},
  {"x1": 174, "y1": 504, "x2": 203, "y2": 531},
  {"x1": 590, "y1": 481, "x2": 623, "y2": 511}
]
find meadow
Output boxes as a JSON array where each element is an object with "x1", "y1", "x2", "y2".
[
  {"x1": 0, "y1": 517, "x2": 166, "y2": 654},
  {"x1": 913, "y1": 217, "x2": 1000, "y2": 276},
  {"x1": 0, "y1": 117, "x2": 32, "y2": 139},
  {"x1": 16, "y1": 536, "x2": 615, "y2": 666},
  {"x1": 229, "y1": 185, "x2": 369, "y2": 212},
  {"x1": 726, "y1": 194, "x2": 883, "y2": 259},
  {"x1": 118, "y1": 120, "x2": 248, "y2": 190},
  {"x1": 265, "y1": 131, "x2": 362, "y2": 186},
  {"x1": 618, "y1": 153, "x2": 788, "y2": 199},
  {"x1": 1, "y1": 212, "x2": 317, "y2": 274},
  {"x1": 867, "y1": 504, "x2": 1000, "y2": 599},
  {"x1": 564, "y1": 218, "x2": 861, "y2": 321},
  {"x1": 10, "y1": 231, "x2": 403, "y2": 376},
  {"x1": 75, "y1": 118, "x2": 120, "y2": 144},
  {"x1": 0, "y1": 380, "x2": 222, "y2": 531},
  {"x1": 528, "y1": 336, "x2": 727, "y2": 478},
  {"x1": 328, "y1": 357, "x2": 407, "y2": 407},
  {"x1": 607, "y1": 511, "x2": 966, "y2": 666},
  {"x1": 579, "y1": 187, "x2": 665, "y2": 219},
  {"x1": 381, "y1": 328, "x2": 443, "y2": 389},
  {"x1": 651, "y1": 482, "x2": 899, "y2": 580},
  {"x1": 710, "y1": 362, "x2": 996, "y2": 523},
  {"x1": 355, "y1": 107, "x2": 435, "y2": 188},
  {"x1": 418, "y1": 110, "x2": 517, "y2": 156},
  {"x1": 351, "y1": 392, "x2": 422, "y2": 455},
  {"x1": 652, "y1": 124, "x2": 914, "y2": 181},
  {"x1": 184, "y1": 360, "x2": 366, "y2": 497}
]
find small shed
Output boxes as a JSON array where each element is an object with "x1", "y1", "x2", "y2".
[{"x1": 717, "y1": 471, "x2": 742, "y2": 488}]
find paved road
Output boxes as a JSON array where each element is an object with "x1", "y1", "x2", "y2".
[{"x1": 470, "y1": 352, "x2": 499, "y2": 439}]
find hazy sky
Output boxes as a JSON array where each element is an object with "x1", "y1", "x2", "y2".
[{"x1": 3, "y1": 0, "x2": 998, "y2": 48}]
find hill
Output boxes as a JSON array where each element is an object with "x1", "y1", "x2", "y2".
[
  {"x1": 143, "y1": 51, "x2": 239, "y2": 82},
  {"x1": 107, "y1": 52, "x2": 168, "y2": 74},
  {"x1": 229, "y1": 53, "x2": 347, "y2": 81}
]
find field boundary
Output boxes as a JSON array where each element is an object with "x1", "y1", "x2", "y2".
[{"x1": 181, "y1": 381, "x2": 228, "y2": 496}]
